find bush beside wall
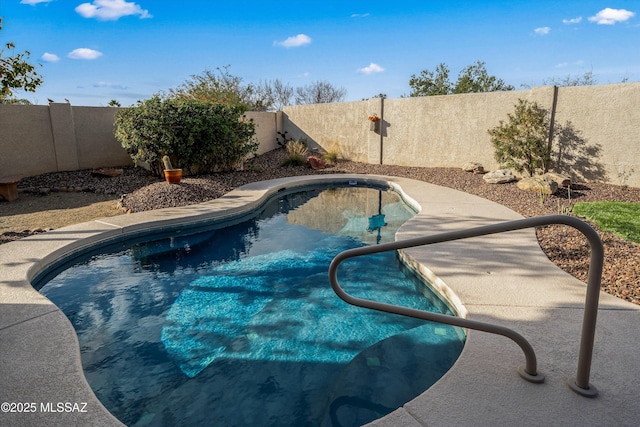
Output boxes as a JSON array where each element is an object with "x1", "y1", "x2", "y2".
[{"x1": 114, "y1": 96, "x2": 258, "y2": 177}]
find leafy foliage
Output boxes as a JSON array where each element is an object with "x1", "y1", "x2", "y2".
[
  {"x1": 169, "y1": 65, "x2": 272, "y2": 111},
  {"x1": 409, "y1": 61, "x2": 513, "y2": 96},
  {"x1": 409, "y1": 63, "x2": 452, "y2": 96},
  {"x1": 0, "y1": 18, "x2": 42, "y2": 101},
  {"x1": 114, "y1": 96, "x2": 258, "y2": 177},
  {"x1": 276, "y1": 130, "x2": 292, "y2": 148},
  {"x1": 488, "y1": 99, "x2": 552, "y2": 177},
  {"x1": 454, "y1": 61, "x2": 515, "y2": 93},
  {"x1": 170, "y1": 66, "x2": 345, "y2": 110}
]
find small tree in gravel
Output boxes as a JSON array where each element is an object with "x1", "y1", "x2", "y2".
[
  {"x1": 488, "y1": 99, "x2": 552, "y2": 177},
  {"x1": 114, "y1": 95, "x2": 258, "y2": 177}
]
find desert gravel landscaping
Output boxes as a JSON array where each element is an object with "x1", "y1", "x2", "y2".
[{"x1": 2, "y1": 148, "x2": 639, "y2": 305}]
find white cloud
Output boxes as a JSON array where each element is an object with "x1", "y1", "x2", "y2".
[
  {"x1": 358, "y1": 63, "x2": 385, "y2": 74},
  {"x1": 41, "y1": 52, "x2": 60, "y2": 62},
  {"x1": 534, "y1": 27, "x2": 551, "y2": 35},
  {"x1": 588, "y1": 8, "x2": 635, "y2": 25},
  {"x1": 274, "y1": 34, "x2": 312, "y2": 48},
  {"x1": 351, "y1": 13, "x2": 370, "y2": 18},
  {"x1": 94, "y1": 82, "x2": 128, "y2": 90},
  {"x1": 75, "y1": 0, "x2": 152, "y2": 21},
  {"x1": 20, "y1": 0, "x2": 53, "y2": 5},
  {"x1": 562, "y1": 16, "x2": 582, "y2": 25},
  {"x1": 68, "y1": 48, "x2": 103, "y2": 60},
  {"x1": 556, "y1": 60, "x2": 584, "y2": 68}
]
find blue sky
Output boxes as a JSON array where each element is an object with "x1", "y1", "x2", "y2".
[{"x1": 2, "y1": 0, "x2": 639, "y2": 106}]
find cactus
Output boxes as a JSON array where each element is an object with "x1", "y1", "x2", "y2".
[{"x1": 162, "y1": 155, "x2": 174, "y2": 170}]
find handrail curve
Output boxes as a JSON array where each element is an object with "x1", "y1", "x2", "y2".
[{"x1": 328, "y1": 215, "x2": 603, "y2": 397}]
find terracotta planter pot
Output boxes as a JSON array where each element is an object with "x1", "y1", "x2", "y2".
[
  {"x1": 164, "y1": 169, "x2": 182, "y2": 184},
  {"x1": 369, "y1": 120, "x2": 380, "y2": 132}
]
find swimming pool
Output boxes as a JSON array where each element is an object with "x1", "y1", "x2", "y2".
[{"x1": 37, "y1": 184, "x2": 464, "y2": 426}]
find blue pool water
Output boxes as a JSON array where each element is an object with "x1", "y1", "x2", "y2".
[{"x1": 38, "y1": 184, "x2": 465, "y2": 426}]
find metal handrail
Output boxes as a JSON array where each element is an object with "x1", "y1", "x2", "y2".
[{"x1": 328, "y1": 215, "x2": 603, "y2": 397}]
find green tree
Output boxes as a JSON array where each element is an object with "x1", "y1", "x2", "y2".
[
  {"x1": 0, "y1": 18, "x2": 42, "y2": 102},
  {"x1": 453, "y1": 61, "x2": 514, "y2": 93},
  {"x1": 170, "y1": 66, "x2": 346, "y2": 109},
  {"x1": 409, "y1": 61, "x2": 513, "y2": 96},
  {"x1": 409, "y1": 63, "x2": 452, "y2": 96},
  {"x1": 169, "y1": 65, "x2": 272, "y2": 111},
  {"x1": 488, "y1": 99, "x2": 552, "y2": 177}
]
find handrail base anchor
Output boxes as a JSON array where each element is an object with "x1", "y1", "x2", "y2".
[
  {"x1": 518, "y1": 366, "x2": 545, "y2": 384},
  {"x1": 568, "y1": 377, "x2": 598, "y2": 398}
]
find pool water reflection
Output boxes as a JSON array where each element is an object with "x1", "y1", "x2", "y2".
[{"x1": 39, "y1": 185, "x2": 464, "y2": 426}]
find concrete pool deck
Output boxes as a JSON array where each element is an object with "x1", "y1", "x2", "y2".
[{"x1": 1, "y1": 174, "x2": 639, "y2": 426}]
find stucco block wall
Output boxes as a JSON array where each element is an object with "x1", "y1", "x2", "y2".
[
  {"x1": 0, "y1": 103, "x2": 132, "y2": 179},
  {"x1": 2, "y1": 82, "x2": 639, "y2": 187},
  {"x1": 552, "y1": 84, "x2": 640, "y2": 185},
  {"x1": 282, "y1": 89, "x2": 558, "y2": 169},
  {"x1": 246, "y1": 111, "x2": 278, "y2": 155},
  {"x1": 283, "y1": 99, "x2": 378, "y2": 163},
  {"x1": 0, "y1": 104, "x2": 58, "y2": 178},
  {"x1": 382, "y1": 87, "x2": 555, "y2": 169},
  {"x1": 0, "y1": 106, "x2": 277, "y2": 179},
  {"x1": 73, "y1": 106, "x2": 132, "y2": 170},
  {"x1": 283, "y1": 82, "x2": 640, "y2": 187}
]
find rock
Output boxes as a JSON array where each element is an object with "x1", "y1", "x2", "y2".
[
  {"x1": 462, "y1": 162, "x2": 484, "y2": 174},
  {"x1": 38, "y1": 187, "x2": 51, "y2": 195},
  {"x1": 544, "y1": 172, "x2": 571, "y2": 188},
  {"x1": 483, "y1": 169, "x2": 516, "y2": 184},
  {"x1": 91, "y1": 168, "x2": 124, "y2": 177},
  {"x1": 307, "y1": 156, "x2": 325, "y2": 170},
  {"x1": 517, "y1": 177, "x2": 558, "y2": 195}
]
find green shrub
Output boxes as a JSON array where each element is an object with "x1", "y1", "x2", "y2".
[
  {"x1": 488, "y1": 99, "x2": 552, "y2": 177},
  {"x1": 114, "y1": 95, "x2": 258, "y2": 176}
]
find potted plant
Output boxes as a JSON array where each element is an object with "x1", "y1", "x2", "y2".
[
  {"x1": 368, "y1": 113, "x2": 381, "y2": 132},
  {"x1": 162, "y1": 155, "x2": 182, "y2": 184}
]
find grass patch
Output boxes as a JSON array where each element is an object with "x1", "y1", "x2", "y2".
[{"x1": 573, "y1": 202, "x2": 640, "y2": 243}]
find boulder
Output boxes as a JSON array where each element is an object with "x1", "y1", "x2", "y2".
[
  {"x1": 307, "y1": 156, "x2": 325, "y2": 170},
  {"x1": 517, "y1": 177, "x2": 558, "y2": 195},
  {"x1": 544, "y1": 172, "x2": 571, "y2": 188},
  {"x1": 462, "y1": 162, "x2": 485, "y2": 174},
  {"x1": 91, "y1": 168, "x2": 124, "y2": 177},
  {"x1": 483, "y1": 169, "x2": 517, "y2": 184}
]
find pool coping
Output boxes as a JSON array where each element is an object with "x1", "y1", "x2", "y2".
[{"x1": 1, "y1": 174, "x2": 639, "y2": 426}]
